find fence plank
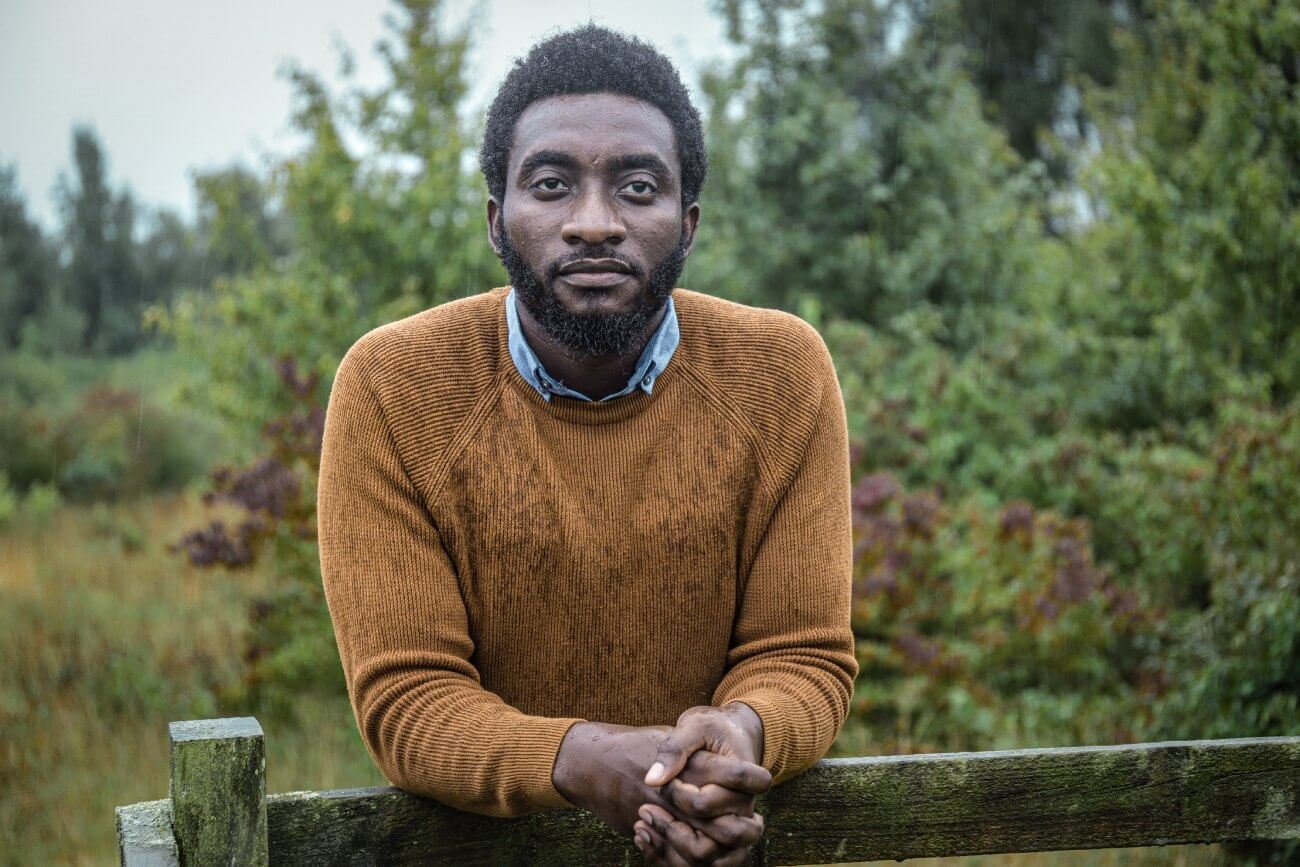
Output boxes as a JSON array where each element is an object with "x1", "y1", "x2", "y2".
[
  {"x1": 761, "y1": 737, "x2": 1300, "y2": 865},
  {"x1": 116, "y1": 799, "x2": 179, "y2": 866},
  {"x1": 257, "y1": 737, "x2": 1298, "y2": 866},
  {"x1": 169, "y1": 717, "x2": 268, "y2": 866},
  {"x1": 265, "y1": 787, "x2": 636, "y2": 866}
]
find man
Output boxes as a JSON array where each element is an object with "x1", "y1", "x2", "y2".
[{"x1": 317, "y1": 24, "x2": 857, "y2": 866}]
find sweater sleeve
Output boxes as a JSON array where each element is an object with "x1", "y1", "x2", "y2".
[
  {"x1": 711, "y1": 332, "x2": 859, "y2": 784},
  {"x1": 317, "y1": 343, "x2": 584, "y2": 817}
]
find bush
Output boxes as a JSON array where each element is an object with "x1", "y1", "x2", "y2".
[
  {"x1": 840, "y1": 466, "x2": 1159, "y2": 755},
  {"x1": 0, "y1": 383, "x2": 211, "y2": 501},
  {"x1": 1155, "y1": 399, "x2": 1300, "y2": 742},
  {"x1": 172, "y1": 355, "x2": 341, "y2": 716}
]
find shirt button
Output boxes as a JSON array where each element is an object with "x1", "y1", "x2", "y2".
[{"x1": 641, "y1": 375, "x2": 653, "y2": 387}]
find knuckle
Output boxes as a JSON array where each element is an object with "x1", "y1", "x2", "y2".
[
  {"x1": 713, "y1": 822, "x2": 742, "y2": 848},
  {"x1": 691, "y1": 834, "x2": 717, "y2": 858}
]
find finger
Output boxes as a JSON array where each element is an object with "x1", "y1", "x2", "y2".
[
  {"x1": 643, "y1": 803, "x2": 719, "y2": 866},
  {"x1": 711, "y1": 845, "x2": 755, "y2": 867},
  {"x1": 679, "y1": 750, "x2": 773, "y2": 795},
  {"x1": 663, "y1": 778, "x2": 754, "y2": 819},
  {"x1": 644, "y1": 803, "x2": 738, "y2": 865},
  {"x1": 686, "y1": 812, "x2": 764, "y2": 850},
  {"x1": 642, "y1": 818, "x2": 692, "y2": 867},
  {"x1": 645, "y1": 722, "x2": 706, "y2": 787},
  {"x1": 633, "y1": 830, "x2": 652, "y2": 863},
  {"x1": 635, "y1": 824, "x2": 670, "y2": 867},
  {"x1": 665, "y1": 816, "x2": 722, "y2": 865}
]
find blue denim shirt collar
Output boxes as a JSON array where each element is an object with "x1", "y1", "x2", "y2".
[{"x1": 506, "y1": 286, "x2": 679, "y2": 403}]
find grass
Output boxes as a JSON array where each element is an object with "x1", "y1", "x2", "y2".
[
  {"x1": 0, "y1": 493, "x2": 384, "y2": 864},
  {"x1": 0, "y1": 495, "x2": 1229, "y2": 865}
]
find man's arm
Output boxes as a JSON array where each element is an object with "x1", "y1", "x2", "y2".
[
  {"x1": 318, "y1": 343, "x2": 582, "y2": 818},
  {"x1": 709, "y1": 329, "x2": 858, "y2": 784}
]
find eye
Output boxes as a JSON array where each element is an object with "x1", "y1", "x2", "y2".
[
  {"x1": 623, "y1": 180, "x2": 657, "y2": 197},
  {"x1": 531, "y1": 177, "x2": 568, "y2": 193}
]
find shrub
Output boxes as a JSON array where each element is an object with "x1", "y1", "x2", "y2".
[
  {"x1": 842, "y1": 466, "x2": 1160, "y2": 755},
  {"x1": 172, "y1": 355, "x2": 339, "y2": 716}
]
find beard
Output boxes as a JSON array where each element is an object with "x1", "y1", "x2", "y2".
[{"x1": 495, "y1": 214, "x2": 689, "y2": 360}]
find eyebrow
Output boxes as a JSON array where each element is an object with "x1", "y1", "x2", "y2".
[
  {"x1": 607, "y1": 153, "x2": 672, "y2": 177},
  {"x1": 518, "y1": 150, "x2": 579, "y2": 178},
  {"x1": 517, "y1": 150, "x2": 673, "y2": 180}
]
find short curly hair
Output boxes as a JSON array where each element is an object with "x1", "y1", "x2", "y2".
[{"x1": 479, "y1": 24, "x2": 707, "y2": 208}]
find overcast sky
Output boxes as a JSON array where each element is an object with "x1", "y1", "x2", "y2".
[{"x1": 0, "y1": 0, "x2": 729, "y2": 232}]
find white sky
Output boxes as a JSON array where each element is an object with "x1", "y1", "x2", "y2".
[{"x1": 0, "y1": 0, "x2": 729, "y2": 232}]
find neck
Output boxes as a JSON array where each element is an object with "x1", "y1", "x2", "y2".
[{"x1": 516, "y1": 298, "x2": 668, "y2": 399}]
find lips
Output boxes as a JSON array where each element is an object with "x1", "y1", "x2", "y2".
[
  {"x1": 557, "y1": 258, "x2": 634, "y2": 289},
  {"x1": 558, "y1": 258, "x2": 632, "y2": 275}
]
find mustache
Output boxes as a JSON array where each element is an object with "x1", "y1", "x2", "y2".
[{"x1": 544, "y1": 247, "x2": 645, "y2": 283}]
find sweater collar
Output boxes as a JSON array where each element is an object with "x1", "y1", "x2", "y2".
[
  {"x1": 505, "y1": 286, "x2": 679, "y2": 403},
  {"x1": 495, "y1": 287, "x2": 683, "y2": 426}
]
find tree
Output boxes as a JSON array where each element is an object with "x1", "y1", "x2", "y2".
[
  {"x1": 136, "y1": 206, "x2": 202, "y2": 315},
  {"x1": 274, "y1": 0, "x2": 499, "y2": 320},
  {"x1": 155, "y1": 0, "x2": 499, "y2": 706},
  {"x1": 155, "y1": 0, "x2": 494, "y2": 435},
  {"x1": 0, "y1": 164, "x2": 59, "y2": 349},
  {"x1": 898, "y1": 0, "x2": 1141, "y2": 174},
  {"x1": 694, "y1": 0, "x2": 1065, "y2": 351},
  {"x1": 192, "y1": 164, "x2": 290, "y2": 278},
  {"x1": 55, "y1": 125, "x2": 143, "y2": 353},
  {"x1": 1063, "y1": 0, "x2": 1300, "y2": 428}
]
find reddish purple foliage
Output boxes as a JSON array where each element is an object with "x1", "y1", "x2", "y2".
[{"x1": 853, "y1": 472, "x2": 900, "y2": 514}]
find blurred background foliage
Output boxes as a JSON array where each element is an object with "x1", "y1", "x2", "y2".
[{"x1": 1, "y1": 0, "x2": 1296, "y2": 862}]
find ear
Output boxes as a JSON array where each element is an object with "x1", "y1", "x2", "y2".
[
  {"x1": 680, "y1": 202, "x2": 701, "y2": 258},
  {"x1": 486, "y1": 198, "x2": 503, "y2": 256}
]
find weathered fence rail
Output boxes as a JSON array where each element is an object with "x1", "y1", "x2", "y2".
[{"x1": 116, "y1": 717, "x2": 1300, "y2": 865}]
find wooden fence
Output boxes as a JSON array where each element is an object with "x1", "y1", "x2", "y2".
[{"x1": 116, "y1": 717, "x2": 1299, "y2": 865}]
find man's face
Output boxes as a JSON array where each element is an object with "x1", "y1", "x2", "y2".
[{"x1": 487, "y1": 92, "x2": 700, "y2": 360}]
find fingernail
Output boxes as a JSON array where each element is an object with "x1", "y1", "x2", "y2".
[
  {"x1": 645, "y1": 761, "x2": 664, "y2": 783},
  {"x1": 638, "y1": 807, "x2": 653, "y2": 825}
]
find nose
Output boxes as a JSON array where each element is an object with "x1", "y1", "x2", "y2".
[{"x1": 561, "y1": 188, "x2": 626, "y2": 246}]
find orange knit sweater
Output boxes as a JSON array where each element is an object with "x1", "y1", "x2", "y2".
[{"x1": 317, "y1": 285, "x2": 857, "y2": 818}]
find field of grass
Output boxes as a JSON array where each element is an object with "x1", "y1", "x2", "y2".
[
  {"x1": 0, "y1": 495, "x2": 1228, "y2": 865},
  {"x1": 0, "y1": 493, "x2": 385, "y2": 864}
]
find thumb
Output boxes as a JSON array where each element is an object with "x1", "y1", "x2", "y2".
[{"x1": 644, "y1": 723, "x2": 704, "y2": 787}]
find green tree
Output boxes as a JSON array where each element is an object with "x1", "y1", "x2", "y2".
[
  {"x1": 135, "y1": 206, "x2": 203, "y2": 317},
  {"x1": 899, "y1": 0, "x2": 1142, "y2": 174},
  {"x1": 1063, "y1": 0, "x2": 1300, "y2": 429},
  {"x1": 275, "y1": 0, "x2": 499, "y2": 320},
  {"x1": 0, "y1": 164, "x2": 60, "y2": 349},
  {"x1": 55, "y1": 125, "x2": 143, "y2": 354},
  {"x1": 191, "y1": 164, "x2": 290, "y2": 278},
  {"x1": 157, "y1": 0, "x2": 499, "y2": 435},
  {"x1": 695, "y1": 0, "x2": 1066, "y2": 352},
  {"x1": 154, "y1": 1, "x2": 501, "y2": 711}
]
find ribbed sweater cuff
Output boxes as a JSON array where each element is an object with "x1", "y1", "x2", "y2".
[
  {"x1": 523, "y1": 716, "x2": 588, "y2": 811},
  {"x1": 722, "y1": 690, "x2": 794, "y2": 782}
]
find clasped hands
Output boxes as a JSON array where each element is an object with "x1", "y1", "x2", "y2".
[{"x1": 552, "y1": 703, "x2": 771, "y2": 866}]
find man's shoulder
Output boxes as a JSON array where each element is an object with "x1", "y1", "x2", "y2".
[
  {"x1": 332, "y1": 288, "x2": 508, "y2": 467},
  {"x1": 673, "y1": 288, "x2": 835, "y2": 406},
  {"x1": 672, "y1": 289, "x2": 838, "y2": 480},
  {"x1": 340, "y1": 287, "x2": 507, "y2": 392}
]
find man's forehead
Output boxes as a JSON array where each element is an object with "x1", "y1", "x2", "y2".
[{"x1": 509, "y1": 93, "x2": 678, "y2": 174}]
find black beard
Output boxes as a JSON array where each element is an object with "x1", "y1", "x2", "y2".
[{"x1": 496, "y1": 215, "x2": 688, "y2": 360}]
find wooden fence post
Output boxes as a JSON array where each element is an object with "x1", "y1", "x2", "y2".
[{"x1": 169, "y1": 717, "x2": 268, "y2": 866}]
